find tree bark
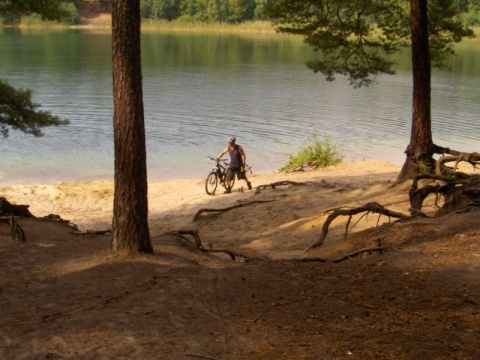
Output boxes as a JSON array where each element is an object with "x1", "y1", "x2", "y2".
[
  {"x1": 111, "y1": 0, "x2": 152, "y2": 253},
  {"x1": 397, "y1": 0, "x2": 435, "y2": 182}
]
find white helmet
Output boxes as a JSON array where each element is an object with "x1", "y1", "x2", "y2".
[{"x1": 228, "y1": 136, "x2": 236, "y2": 143}]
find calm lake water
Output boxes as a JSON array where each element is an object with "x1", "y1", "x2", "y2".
[{"x1": 0, "y1": 28, "x2": 479, "y2": 185}]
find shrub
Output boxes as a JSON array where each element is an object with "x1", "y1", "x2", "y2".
[
  {"x1": 60, "y1": 2, "x2": 81, "y2": 25},
  {"x1": 279, "y1": 134, "x2": 344, "y2": 172}
]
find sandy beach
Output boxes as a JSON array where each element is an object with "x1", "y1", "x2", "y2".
[{"x1": 1, "y1": 159, "x2": 402, "y2": 242}]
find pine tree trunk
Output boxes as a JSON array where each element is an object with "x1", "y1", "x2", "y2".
[
  {"x1": 397, "y1": 0, "x2": 435, "y2": 183},
  {"x1": 111, "y1": 0, "x2": 152, "y2": 253}
]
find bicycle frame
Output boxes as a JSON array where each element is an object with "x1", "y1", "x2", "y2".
[{"x1": 207, "y1": 156, "x2": 229, "y2": 187}]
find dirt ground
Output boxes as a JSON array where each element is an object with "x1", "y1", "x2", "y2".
[
  {"x1": 1, "y1": 160, "x2": 479, "y2": 359},
  {"x1": 76, "y1": 0, "x2": 111, "y2": 28}
]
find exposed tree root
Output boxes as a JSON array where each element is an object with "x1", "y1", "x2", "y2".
[
  {"x1": 409, "y1": 150, "x2": 480, "y2": 215},
  {"x1": 0, "y1": 197, "x2": 34, "y2": 217},
  {"x1": 435, "y1": 148, "x2": 480, "y2": 177},
  {"x1": 37, "y1": 214, "x2": 83, "y2": 232},
  {"x1": 0, "y1": 216, "x2": 26, "y2": 242},
  {"x1": 307, "y1": 202, "x2": 408, "y2": 250},
  {"x1": 169, "y1": 229, "x2": 203, "y2": 248},
  {"x1": 0, "y1": 198, "x2": 31, "y2": 242},
  {"x1": 72, "y1": 229, "x2": 112, "y2": 236},
  {"x1": 193, "y1": 200, "x2": 274, "y2": 222},
  {"x1": 298, "y1": 246, "x2": 387, "y2": 263},
  {"x1": 329, "y1": 246, "x2": 387, "y2": 262},
  {"x1": 185, "y1": 353, "x2": 220, "y2": 360},
  {"x1": 167, "y1": 229, "x2": 256, "y2": 261},
  {"x1": 254, "y1": 180, "x2": 310, "y2": 194}
]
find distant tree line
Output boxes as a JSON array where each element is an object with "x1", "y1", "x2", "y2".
[
  {"x1": 0, "y1": 0, "x2": 80, "y2": 25},
  {"x1": 1, "y1": 0, "x2": 479, "y2": 26},
  {"x1": 137, "y1": 0, "x2": 480, "y2": 25},
  {"x1": 139, "y1": 0, "x2": 269, "y2": 23}
]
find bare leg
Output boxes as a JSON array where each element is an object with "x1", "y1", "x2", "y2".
[{"x1": 244, "y1": 177, "x2": 252, "y2": 190}]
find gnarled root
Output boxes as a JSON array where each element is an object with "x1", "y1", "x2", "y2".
[
  {"x1": 167, "y1": 229, "x2": 256, "y2": 261},
  {"x1": 307, "y1": 202, "x2": 408, "y2": 251},
  {"x1": 193, "y1": 200, "x2": 274, "y2": 222},
  {"x1": 0, "y1": 197, "x2": 34, "y2": 217},
  {"x1": 254, "y1": 181, "x2": 311, "y2": 194},
  {"x1": 0, "y1": 216, "x2": 26, "y2": 242},
  {"x1": 410, "y1": 149, "x2": 480, "y2": 215}
]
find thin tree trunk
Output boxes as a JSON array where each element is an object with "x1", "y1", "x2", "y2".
[
  {"x1": 111, "y1": 0, "x2": 152, "y2": 253},
  {"x1": 397, "y1": 0, "x2": 435, "y2": 182}
]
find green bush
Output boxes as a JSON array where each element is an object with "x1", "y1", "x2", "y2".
[
  {"x1": 60, "y1": 2, "x2": 81, "y2": 25},
  {"x1": 279, "y1": 134, "x2": 344, "y2": 172}
]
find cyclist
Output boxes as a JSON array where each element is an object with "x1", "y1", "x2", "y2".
[{"x1": 216, "y1": 136, "x2": 252, "y2": 193}]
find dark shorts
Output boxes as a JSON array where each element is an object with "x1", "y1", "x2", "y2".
[{"x1": 226, "y1": 167, "x2": 246, "y2": 181}]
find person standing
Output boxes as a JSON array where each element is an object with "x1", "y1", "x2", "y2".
[{"x1": 216, "y1": 136, "x2": 252, "y2": 193}]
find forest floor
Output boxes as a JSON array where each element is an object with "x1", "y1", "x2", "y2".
[{"x1": 1, "y1": 160, "x2": 479, "y2": 359}]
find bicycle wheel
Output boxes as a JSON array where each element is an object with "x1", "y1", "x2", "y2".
[
  {"x1": 222, "y1": 172, "x2": 235, "y2": 191},
  {"x1": 205, "y1": 172, "x2": 218, "y2": 195}
]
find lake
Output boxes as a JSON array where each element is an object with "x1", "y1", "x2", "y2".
[{"x1": 0, "y1": 28, "x2": 479, "y2": 185}]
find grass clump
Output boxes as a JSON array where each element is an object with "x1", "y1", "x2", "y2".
[{"x1": 279, "y1": 134, "x2": 344, "y2": 173}]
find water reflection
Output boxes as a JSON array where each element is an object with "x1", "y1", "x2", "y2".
[{"x1": 0, "y1": 29, "x2": 478, "y2": 184}]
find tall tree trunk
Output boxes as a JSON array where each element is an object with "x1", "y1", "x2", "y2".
[
  {"x1": 397, "y1": 0, "x2": 435, "y2": 182},
  {"x1": 111, "y1": 0, "x2": 152, "y2": 253}
]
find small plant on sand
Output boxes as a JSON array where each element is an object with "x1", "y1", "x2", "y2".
[{"x1": 279, "y1": 133, "x2": 344, "y2": 172}]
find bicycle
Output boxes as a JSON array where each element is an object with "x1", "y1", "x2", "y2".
[
  {"x1": 204, "y1": 156, "x2": 252, "y2": 195},
  {"x1": 286, "y1": 161, "x2": 318, "y2": 173}
]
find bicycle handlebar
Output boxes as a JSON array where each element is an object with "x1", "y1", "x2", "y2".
[
  {"x1": 207, "y1": 155, "x2": 228, "y2": 165},
  {"x1": 207, "y1": 155, "x2": 252, "y2": 173}
]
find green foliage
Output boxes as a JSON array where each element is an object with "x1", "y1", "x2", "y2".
[
  {"x1": 0, "y1": 0, "x2": 69, "y2": 138},
  {"x1": 279, "y1": 134, "x2": 344, "y2": 173},
  {"x1": 0, "y1": 80, "x2": 69, "y2": 138},
  {"x1": 0, "y1": 0, "x2": 75, "y2": 25},
  {"x1": 265, "y1": 1, "x2": 408, "y2": 87},
  {"x1": 59, "y1": 2, "x2": 81, "y2": 25},
  {"x1": 265, "y1": 0, "x2": 474, "y2": 87},
  {"x1": 140, "y1": 0, "x2": 259, "y2": 23},
  {"x1": 428, "y1": 0, "x2": 475, "y2": 67},
  {"x1": 466, "y1": 0, "x2": 480, "y2": 25},
  {"x1": 0, "y1": 0, "x2": 69, "y2": 21}
]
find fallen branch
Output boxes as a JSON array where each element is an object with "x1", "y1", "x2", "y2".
[
  {"x1": 193, "y1": 200, "x2": 274, "y2": 222},
  {"x1": 308, "y1": 202, "x2": 408, "y2": 250}
]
